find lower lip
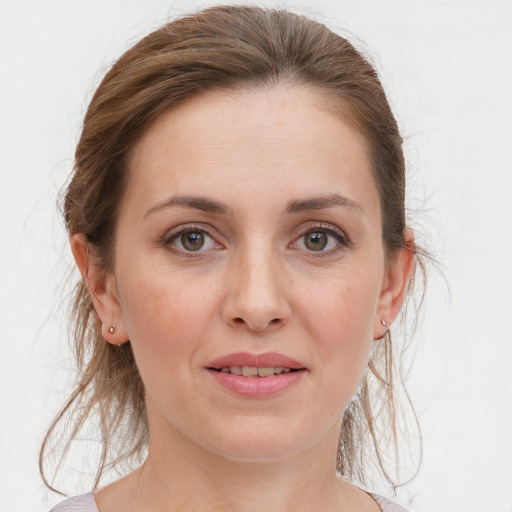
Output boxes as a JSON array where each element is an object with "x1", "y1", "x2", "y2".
[{"x1": 207, "y1": 369, "x2": 306, "y2": 397}]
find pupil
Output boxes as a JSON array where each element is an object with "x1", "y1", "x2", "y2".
[
  {"x1": 305, "y1": 232, "x2": 327, "y2": 251},
  {"x1": 182, "y1": 232, "x2": 204, "y2": 251}
]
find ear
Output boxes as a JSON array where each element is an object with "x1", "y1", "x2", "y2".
[
  {"x1": 70, "y1": 233, "x2": 129, "y2": 345},
  {"x1": 374, "y1": 228, "x2": 416, "y2": 339}
]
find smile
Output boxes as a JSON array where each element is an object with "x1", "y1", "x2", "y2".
[
  {"x1": 205, "y1": 351, "x2": 306, "y2": 370},
  {"x1": 205, "y1": 352, "x2": 307, "y2": 397},
  {"x1": 213, "y1": 366, "x2": 297, "y2": 377}
]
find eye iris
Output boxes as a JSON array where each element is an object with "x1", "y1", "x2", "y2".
[
  {"x1": 305, "y1": 232, "x2": 328, "y2": 251},
  {"x1": 181, "y1": 232, "x2": 204, "y2": 251}
]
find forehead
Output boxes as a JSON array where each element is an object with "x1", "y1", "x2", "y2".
[{"x1": 124, "y1": 85, "x2": 379, "y2": 219}]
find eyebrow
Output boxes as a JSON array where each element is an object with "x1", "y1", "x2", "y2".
[
  {"x1": 144, "y1": 193, "x2": 364, "y2": 219},
  {"x1": 144, "y1": 195, "x2": 233, "y2": 218},
  {"x1": 285, "y1": 194, "x2": 364, "y2": 215}
]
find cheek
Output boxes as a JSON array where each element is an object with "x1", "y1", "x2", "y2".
[
  {"x1": 298, "y1": 273, "x2": 380, "y2": 389},
  {"x1": 117, "y1": 268, "x2": 220, "y2": 370},
  {"x1": 303, "y1": 276, "x2": 378, "y2": 343}
]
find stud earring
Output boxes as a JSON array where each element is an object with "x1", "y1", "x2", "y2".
[
  {"x1": 381, "y1": 318, "x2": 387, "y2": 327},
  {"x1": 108, "y1": 326, "x2": 115, "y2": 334}
]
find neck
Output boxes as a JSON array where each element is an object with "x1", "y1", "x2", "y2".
[
  {"x1": 102, "y1": 428, "x2": 360, "y2": 512},
  {"x1": 137, "y1": 432, "x2": 345, "y2": 512},
  {"x1": 94, "y1": 404, "x2": 379, "y2": 512}
]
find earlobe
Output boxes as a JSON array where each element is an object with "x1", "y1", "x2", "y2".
[
  {"x1": 374, "y1": 229, "x2": 416, "y2": 339},
  {"x1": 69, "y1": 234, "x2": 129, "y2": 345}
]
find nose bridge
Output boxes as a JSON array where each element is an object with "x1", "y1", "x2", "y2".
[{"x1": 224, "y1": 233, "x2": 289, "y2": 331}]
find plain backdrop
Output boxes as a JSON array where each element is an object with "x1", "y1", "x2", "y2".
[{"x1": 1, "y1": 1, "x2": 511, "y2": 511}]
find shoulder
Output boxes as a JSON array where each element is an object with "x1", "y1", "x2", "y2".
[
  {"x1": 369, "y1": 492, "x2": 410, "y2": 512},
  {"x1": 49, "y1": 493, "x2": 98, "y2": 512}
]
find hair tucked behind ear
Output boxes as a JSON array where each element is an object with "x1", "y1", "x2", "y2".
[{"x1": 41, "y1": 4, "x2": 426, "y2": 494}]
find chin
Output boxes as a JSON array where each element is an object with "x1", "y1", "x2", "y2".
[{"x1": 197, "y1": 417, "x2": 329, "y2": 464}]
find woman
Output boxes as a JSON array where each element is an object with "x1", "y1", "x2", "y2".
[{"x1": 42, "y1": 5, "x2": 423, "y2": 511}]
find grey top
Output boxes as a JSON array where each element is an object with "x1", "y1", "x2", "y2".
[{"x1": 49, "y1": 491, "x2": 409, "y2": 511}]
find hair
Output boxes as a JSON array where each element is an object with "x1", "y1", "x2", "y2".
[{"x1": 41, "y1": 4, "x2": 425, "y2": 495}]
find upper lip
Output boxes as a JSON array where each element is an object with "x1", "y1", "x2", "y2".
[{"x1": 206, "y1": 352, "x2": 306, "y2": 370}]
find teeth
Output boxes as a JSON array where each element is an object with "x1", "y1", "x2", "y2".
[
  {"x1": 218, "y1": 366, "x2": 296, "y2": 377},
  {"x1": 257, "y1": 367, "x2": 274, "y2": 377},
  {"x1": 242, "y1": 366, "x2": 258, "y2": 377}
]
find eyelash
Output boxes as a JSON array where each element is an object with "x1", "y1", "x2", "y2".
[
  {"x1": 162, "y1": 222, "x2": 349, "y2": 258},
  {"x1": 293, "y1": 223, "x2": 349, "y2": 257},
  {"x1": 162, "y1": 223, "x2": 220, "y2": 258}
]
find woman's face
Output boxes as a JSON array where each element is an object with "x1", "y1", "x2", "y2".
[{"x1": 97, "y1": 85, "x2": 405, "y2": 462}]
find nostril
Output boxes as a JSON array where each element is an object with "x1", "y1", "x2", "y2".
[{"x1": 230, "y1": 316, "x2": 282, "y2": 330}]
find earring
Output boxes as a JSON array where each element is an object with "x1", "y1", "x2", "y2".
[
  {"x1": 381, "y1": 318, "x2": 387, "y2": 327},
  {"x1": 108, "y1": 326, "x2": 115, "y2": 334}
]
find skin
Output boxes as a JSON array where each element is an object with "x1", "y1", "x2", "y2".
[{"x1": 72, "y1": 84, "x2": 415, "y2": 512}]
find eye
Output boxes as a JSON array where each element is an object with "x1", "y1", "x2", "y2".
[
  {"x1": 292, "y1": 225, "x2": 348, "y2": 254},
  {"x1": 303, "y1": 231, "x2": 330, "y2": 251},
  {"x1": 164, "y1": 226, "x2": 220, "y2": 254}
]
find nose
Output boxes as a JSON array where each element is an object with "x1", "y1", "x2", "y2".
[{"x1": 222, "y1": 243, "x2": 291, "y2": 332}]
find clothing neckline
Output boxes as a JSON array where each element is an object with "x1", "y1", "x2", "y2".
[{"x1": 65, "y1": 490, "x2": 408, "y2": 512}]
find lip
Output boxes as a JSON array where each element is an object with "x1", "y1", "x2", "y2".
[
  {"x1": 205, "y1": 351, "x2": 306, "y2": 370},
  {"x1": 205, "y1": 352, "x2": 307, "y2": 398}
]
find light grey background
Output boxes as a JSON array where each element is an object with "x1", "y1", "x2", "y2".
[{"x1": 1, "y1": 1, "x2": 511, "y2": 511}]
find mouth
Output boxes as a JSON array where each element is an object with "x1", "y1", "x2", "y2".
[
  {"x1": 205, "y1": 351, "x2": 306, "y2": 374},
  {"x1": 208, "y1": 366, "x2": 301, "y2": 378},
  {"x1": 205, "y1": 352, "x2": 307, "y2": 397}
]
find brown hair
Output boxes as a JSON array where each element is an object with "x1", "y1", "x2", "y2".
[{"x1": 41, "y1": 4, "x2": 423, "y2": 494}]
